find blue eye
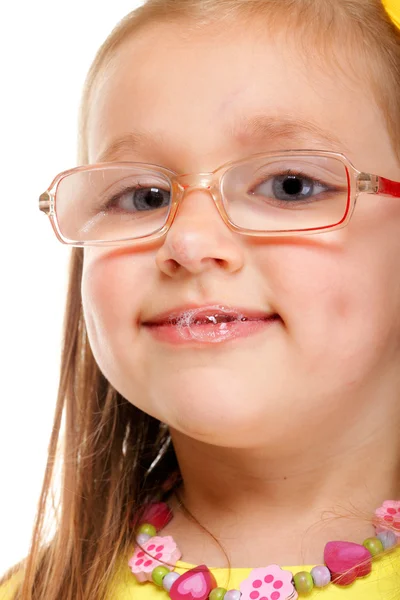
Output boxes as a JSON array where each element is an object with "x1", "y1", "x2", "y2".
[
  {"x1": 252, "y1": 172, "x2": 328, "y2": 204},
  {"x1": 107, "y1": 185, "x2": 171, "y2": 213}
]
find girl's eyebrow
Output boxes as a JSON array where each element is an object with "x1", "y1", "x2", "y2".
[
  {"x1": 95, "y1": 131, "x2": 154, "y2": 163},
  {"x1": 95, "y1": 115, "x2": 346, "y2": 163},
  {"x1": 231, "y1": 114, "x2": 346, "y2": 151}
]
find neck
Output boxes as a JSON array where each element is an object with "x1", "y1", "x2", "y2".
[{"x1": 165, "y1": 410, "x2": 400, "y2": 568}]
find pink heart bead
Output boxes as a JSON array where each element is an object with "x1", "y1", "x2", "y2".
[
  {"x1": 324, "y1": 541, "x2": 372, "y2": 585},
  {"x1": 170, "y1": 565, "x2": 217, "y2": 600}
]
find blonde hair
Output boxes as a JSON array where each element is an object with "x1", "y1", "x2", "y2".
[{"x1": 2, "y1": 1, "x2": 400, "y2": 598}]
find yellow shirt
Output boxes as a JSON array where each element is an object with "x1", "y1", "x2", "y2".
[{"x1": 2, "y1": 550, "x2": 400, "y2": 599}]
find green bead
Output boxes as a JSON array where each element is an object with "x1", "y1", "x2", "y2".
[
  {"x1": 151, "y1": 566, "x2": 170, "y2": 586},
  {"x1": 138, "y1": 523, "x2": 157, "y2": 537},
  {"x1": 363, "y1": 537, "x2": 384, "y2": 557},
  {"x1": 209, "y1": 588, "x2": 227, "y2": 600},
  {"x1": 293, "y1": 571, "x2": 314, "y2": 595}
]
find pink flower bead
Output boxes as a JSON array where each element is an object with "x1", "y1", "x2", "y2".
[
  {"x1": 128, "y1": 535, "x2": 181, "y2": 582},
  {"x1": 240, "y1": 565, "x2": 298, "y2": 600},
  {"x1": 375, "y1": 500, "x2": 400, "y2": 538}
]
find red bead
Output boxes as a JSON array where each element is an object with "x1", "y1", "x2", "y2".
[
  {"x1": 170, "y1": 565, "x2": 217, "y2": 600},
  {"x1": 324, "y1": 541, "x2": 372, "y2": 585},
  {"x1": 141, "y1": 502, "x2": 173, "y2": 531},
  {"x1": 130, "y1": 502, "x2": 173, "y2": 531}
]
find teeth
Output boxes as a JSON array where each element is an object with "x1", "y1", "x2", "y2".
[
  {"x1": 167, "y1": 314, "x2": 260, "y2": 326},
  {"x1": 167, "y1": 305, "x2": 251, "y2": 330},
  {"x1": 193, "y1": 314, "x2": 239, "y2": 325}
]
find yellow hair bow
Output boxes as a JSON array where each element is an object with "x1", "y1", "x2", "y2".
[{"x1": 382, "y1": 0, "x2": 400, "y2": 29}]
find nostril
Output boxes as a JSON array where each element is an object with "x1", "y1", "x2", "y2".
[{"x1": 165, "y1": 258, "x2": 180, "y2": 274}]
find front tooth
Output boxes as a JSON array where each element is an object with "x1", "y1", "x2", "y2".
[
  {"x1": 193, "y1": 315, "x2": 233, "y2": 324},
  {"x1": 215, "y1": 314, "x2": 236, "y2": 323}
]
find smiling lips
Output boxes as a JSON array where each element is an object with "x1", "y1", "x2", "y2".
[{"x1": 143, "y1": 304, "x2": 280, "y2": 344}]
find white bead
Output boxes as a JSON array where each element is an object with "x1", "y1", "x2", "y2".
[
  {"x1": 225, "y1": 591, "x2": 241, "y2": 600},
  {"x1": 136, "y1": 533, "x2": 151, "y2": 545},
  {"x1": 377, "y1": 530, "x2": 397, "y2": 549},
  {"x1": 162, "y1": 571, "x2": 180, "y2": 591}
]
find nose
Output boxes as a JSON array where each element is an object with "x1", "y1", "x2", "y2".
[{"x1": 155, "y1": 179, "x2": 244, "y2": 277}]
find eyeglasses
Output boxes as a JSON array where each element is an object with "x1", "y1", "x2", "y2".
[{"x1": 39, "y1": 150, "x2": 400, "y2": 247}]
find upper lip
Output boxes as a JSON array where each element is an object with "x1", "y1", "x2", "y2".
[{"x1": 142, "y1": 304, "x2": 278, "y2": 325}]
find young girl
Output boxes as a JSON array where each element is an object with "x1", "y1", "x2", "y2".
[{"x1": 2, "y1": 0, "x2": 400, "y2": 598}]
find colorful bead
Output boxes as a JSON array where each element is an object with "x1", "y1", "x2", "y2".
[
  {"x1": 152, "y1": 565, "x2": 170, "y2": 586},
  {"x1": 324, "y1": 541, "x2": 372, "y2": 585},
  {"x1": 293, "y1": 571, "x2": 313, "y2": 595},
  {"x1": 138, "y1": 523, "x2": 157, "y2": 537},
  {"x1": 375, "y1": 500, "x2": 400, "y2": 537},
  {"x1": 163, "y1": 572, "x2": 181, "y2": 592},
  {"x1": 310, "y1": 565, "x2": 331, "y2": 587},
  {"x1": 136, "y1": 533, "x2": 151, "y2": 545},
  {"x1": 224, "y1": 590, "x2": 241, "y2": 600},
  {"x1": 141, "y1": 502, "x2": 173, "y2": 532},
  {"x1": 363, "y1": 537, "x2": 384, "y2": 556},
  {"x1": 240, "y1": 565, "x2": 298, "y2": 600},
  {"x1": 128, "y1": 535, "x2": 181, "y2": 582},
  {"x1": 170, "y1": 565, "x2": 217, "y2": 600},
  {"x1": 209, "y1": 587, "x2": 227, "y2": 600},
  {"x1": 377, "y1": 529, "x2": 398, "y2": 550}
]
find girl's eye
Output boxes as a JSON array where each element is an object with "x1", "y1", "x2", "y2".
[
  {"x1": 108, "y1": 185, "x2": 171, "y2": 212},
  {"x1": 251, "y1": 173, "x2": 329, "y2": 203}
]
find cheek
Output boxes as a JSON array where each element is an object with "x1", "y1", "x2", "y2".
[
  {"x1": 80, "y1": 250, "x2": 151, "y2": 381},
  {"x1": 266, "y1": 237, "x2": 399, "y2": 379}
]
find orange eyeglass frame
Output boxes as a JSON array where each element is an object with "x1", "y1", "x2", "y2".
[{"x1": 39, "y1": 150, "x2": 400, "y2": 247}]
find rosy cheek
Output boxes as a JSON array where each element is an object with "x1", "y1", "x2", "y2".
[
  {"x1": 83, "y1": 253, "x2": 117, "y2": 313},
  {"x1": 269, "y1": 239, "x2": 394, "y2": 368},
  {"x1": 262, "y1": 240, "x2": 380, "y2": 364},
  {"x1": 82, "y1": 249, "x2": 155, "y2": 329},
  {"x1": 81, "y1": 254, "x2": 127, "y2": 348},
  {"x1": 262, "y1": 244, "x2": 343, "y2": 308}
]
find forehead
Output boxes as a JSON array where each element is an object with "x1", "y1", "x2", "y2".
[{"x1": 87, "y1": 19, "x2": 388, "y2": 170}]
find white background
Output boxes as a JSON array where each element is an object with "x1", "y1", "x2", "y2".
[{"x1": 0, "y1": 1, "x2": 142, "y2": 575}]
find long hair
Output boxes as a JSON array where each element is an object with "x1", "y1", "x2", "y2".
[{"x1": 1, "y1": 1, "x2": 400, "y2": 598}]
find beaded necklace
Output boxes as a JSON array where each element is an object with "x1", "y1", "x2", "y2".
[{"x1": 128, "y1": 500, "x2": 400, "y2": 600}]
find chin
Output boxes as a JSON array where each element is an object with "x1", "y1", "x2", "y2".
[{"x1": 146, "y1": 375, "x2": 286, "y2": 448}]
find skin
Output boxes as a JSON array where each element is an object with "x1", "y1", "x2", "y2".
[{"x1": 81, "y1": 20, "x2": 400, "y2": 566}]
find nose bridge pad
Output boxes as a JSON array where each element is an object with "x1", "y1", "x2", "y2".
[
  {"x1": 176, "y1": 172, "x2": 214, "y2": 191},
  {"x1": 170, "y1": 172, "x2": 220, "y2": 221},
  {"x1": 169, "y1": 173, "x2": 220, "y2": 232}
]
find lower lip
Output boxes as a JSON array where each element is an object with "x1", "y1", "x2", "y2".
[{"x1": 143, "y1": 316, "x2": 280, "y2": 345}]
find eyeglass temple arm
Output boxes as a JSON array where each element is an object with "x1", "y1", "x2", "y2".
[{"x1": 377, "y1": 176, "x2": 400, "y2": 197}]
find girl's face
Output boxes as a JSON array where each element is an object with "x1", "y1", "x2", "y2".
[{"x1": 82, "y1": 20, "x2": 400, "y2": 449}]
